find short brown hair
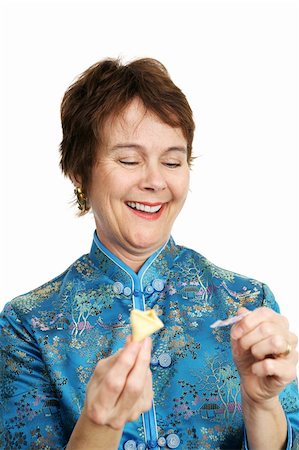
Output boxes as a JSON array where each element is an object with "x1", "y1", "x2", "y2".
[{"x1": 59, "y1": 57, "x2": 195, "y2": 213}]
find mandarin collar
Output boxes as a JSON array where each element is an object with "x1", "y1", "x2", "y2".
[{"x1": 88, "y1": 231, "x2": 178, "y2": 293}]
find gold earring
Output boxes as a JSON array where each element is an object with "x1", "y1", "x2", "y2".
[{"x1": 74, "y1": 187, "x2": 88, "y2": 212}]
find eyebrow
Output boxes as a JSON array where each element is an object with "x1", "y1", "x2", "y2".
[{"x1": 109, "y1": 143, "x2": 187, "y2": 153}]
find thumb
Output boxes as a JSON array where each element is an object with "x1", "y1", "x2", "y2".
[{"x1": 236, "y1": 307, "x2": 249, "y2": 316}]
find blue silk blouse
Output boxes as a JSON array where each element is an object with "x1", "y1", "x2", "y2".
[{"x1": 1, "y1": 233, "x2": 298, "y2": 449}]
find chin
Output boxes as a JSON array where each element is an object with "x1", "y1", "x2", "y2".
[{"x1": 130, "y1": 232, "x2": 166, "y2": 252}]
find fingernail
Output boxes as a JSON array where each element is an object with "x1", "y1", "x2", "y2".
[
  {"x1": 231, "y1": 325, "x2": 243, "y2": 340},
  {"x1": 126, "y1": 335, "x2": 142, "y2": 351},
  {"x1": 142, "y1": 337, "x2": 151, "y2": 350}
]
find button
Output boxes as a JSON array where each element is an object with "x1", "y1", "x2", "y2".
[
  {"x1": 148, "y1": 440, "x2": 157, "y2": 448},
  {"x1": 113, "y1": 281, "x2": 124, "y2": 295},
  {"x1": 166, "y1": 433, "x2": 180, "y2": 449},
  {"x1": 158, "y1": 353, "x2": 172, "y2": 368},
  {"x1": 145, "y1": 285, "x2": 154, "y2": 294},
  {"x1": 152, "y1": 279, "x2": 165, "y2": 292},
  {"x1": 157, "y1": 436, "x2": 167, "y2": 447},
  {"x1": 137, "y1": 444, "x2": 146, "y2": 450},
  {"x1": 124, "y1": 440, "x2": 137, "y2": 450},
  {"x1": 150, "y1": 356, "x2": 159, "y2": 366},
  {"x1": 123, "y1": 286, "x2": 132, "y2": 297}
]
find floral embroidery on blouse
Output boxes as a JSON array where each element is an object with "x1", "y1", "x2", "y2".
[{"x1": 0, "y1": 234, "x2": 298, "y2": 449}]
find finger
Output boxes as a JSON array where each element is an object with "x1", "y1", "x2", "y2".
[
  {"x1": 127, "y1": 369, "x2": 153, "y2": 423},
  {"x1": 125, "y1": 336, "x2": 152, "y2": 392},
  {"x1": 126, "y1": 334, "x2": 133, "y2": 344},
  {"x1": 102, "y1": 339, "x2": 143, "y2": 391},
  {"x1": 85, "y1": 340, "x2": 143, "y2": 425},
  {"x1": 236, "y1": 321, "x2": 289, "y2": 352},
  {"x1": 236, "y1": 307, "x2": 250, "y2": 315},
  {"x1": 251, "y1": 351, "x2": 298, "y2": 384},
  {"x1": 113, "y1": 337, "x2": 153, "y2": 425},
  {"x1": 230, "y1": 334, "x2": 252, "y2": 361},
  {"x1": 142, "y1": 367, "x2": 154, "y2": 410},
  {"x1": 112, "y1": 368, "x2": 153, "y2": 428},
  {"x1": 250, "y1": 332, "x2": 298, "y2": 360},
  {"x1": 91, "y1": 339, "x2": 142, "y2": 415},
  {"x1": 91, "y1": 345, "x2": 128, "y2": 387},
  {"x1": 231, "y1": 307, "x2": 288, "y2": 340},
  {"x1": 84, "y1": 348, "x2": 125, "y2": 419},
  {"x1": 118, "y1": 337, "x2": 152, "y2": 405}
]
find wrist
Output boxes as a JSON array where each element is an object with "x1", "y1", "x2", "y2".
[
  {"x1": 66, "y1": 407, "x2": 123, "y2": 450},
  {"x1": 241, "y1": 386, "x2": 281, "y2": 412}
]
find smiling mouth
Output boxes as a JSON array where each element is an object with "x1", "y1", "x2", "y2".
[{"x1": 126, "y1": 201, "x2": 163, "y2": 213}]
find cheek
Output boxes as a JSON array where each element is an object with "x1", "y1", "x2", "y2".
[
  {"x1": 105, "y1": 168, "x2": 137, "y2": 193},
  {"x1": 174, "y1": 173, "x2": 190, "y2": 201},
  {"x1": 90, "y1": 170, "x2": 124, "y2": 199}
]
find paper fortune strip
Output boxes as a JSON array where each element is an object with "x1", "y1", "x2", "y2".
[
  {"x1": 130, "y1": 309, "x2": 164, "y2": 342},
  {"x1": 210, "y1": 312, "x2": 250, "y2": 329}
]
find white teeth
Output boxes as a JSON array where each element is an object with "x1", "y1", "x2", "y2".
[{"x1": 127, "y1": 201, "x2": 162, "y2": 213}]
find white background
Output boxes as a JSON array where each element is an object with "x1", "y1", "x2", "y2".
[{"x1": 0, "y1": 0, "x2": 298, "y2": 335}]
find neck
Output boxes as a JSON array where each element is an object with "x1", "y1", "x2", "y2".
[{"x1": 96, "y1": 232, "x2": 163, "y2": 273}]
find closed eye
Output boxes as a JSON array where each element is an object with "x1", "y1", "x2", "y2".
[
  {"x1": 164, "y1": 162, "x2": 181, "y2": 168},
  {"x1": 119, "y1": 160, "x2": 139, "y2": 165}
]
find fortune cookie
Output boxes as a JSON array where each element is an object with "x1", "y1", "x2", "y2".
[{"x1": 130, "y1": 309, "x2": 164, "y2": 342}]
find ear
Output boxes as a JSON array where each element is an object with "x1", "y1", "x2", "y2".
[{"x1": 70, "y1": 174, "x2": 82, "y2": 187}]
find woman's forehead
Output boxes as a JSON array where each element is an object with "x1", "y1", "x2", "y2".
[{"x1": 102, "y1": 99, "x2": 186, "y2": 148}]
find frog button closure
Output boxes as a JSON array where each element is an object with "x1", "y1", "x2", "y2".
[
  {"x1": 157, "y1": 436, "x2": 167, "y2": 447},
  {"x1": 124, "y1": 440, "x2": 137, "y2": 450},
  {"x1": 166, "y1": 433, "x2": 180, "y2": 449},
  {"x1": 152, "y1": 278, "x2": 165, "y2": 292},
  {"x1": 113, "y1": 281, "x2": 124, "y2": 295},
  {"x1": 145, "y1": 285, "x2": 154, "y2": 294},
  {"x1": 150, "y1": 355, "x2": 159, "y2": 366},
  {"x1": 158, "y1": 353, "x2": 172, "y2": 368},
  {"x1": 137, "y1": 443, "x2": 146, "y2": 450},
  {"x1": 123, "y1": 286, "x2": 132, "y2": 297}
]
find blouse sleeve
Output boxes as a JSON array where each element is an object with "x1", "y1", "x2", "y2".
[
  {"x1": 243, "y1": 284, "x2": 299, "y2": 449},
  {"x1": 0, "y1": 302, "x2": 67, "y2": 449}
]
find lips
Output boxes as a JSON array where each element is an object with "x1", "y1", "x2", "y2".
[
  {"x1": 126, "y1": 201, "x2": 165, "y2": 220},
  {"x1": 127, "y1": 201, "x2": 162, "y2": 213}
]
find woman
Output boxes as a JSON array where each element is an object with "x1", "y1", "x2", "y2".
[{"x1": 1, "y1": 58, "x2": 298, "y2": 450}]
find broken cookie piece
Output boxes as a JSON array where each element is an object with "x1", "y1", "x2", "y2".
[{"x1": 130, "y1": 309, "x2": 164, "y2": 342}]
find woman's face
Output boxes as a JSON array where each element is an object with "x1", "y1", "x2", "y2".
[{"x1": 88, "y1": 98, "x2": 190, "y2": 265}]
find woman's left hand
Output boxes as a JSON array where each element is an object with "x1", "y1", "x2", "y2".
[{"x1": 231, "y1": 307, "x2": 298, "y2": 405}]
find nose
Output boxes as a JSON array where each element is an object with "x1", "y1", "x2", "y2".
[{"x1": 139, "y1": 163, "x2": 167, "y2": 192}]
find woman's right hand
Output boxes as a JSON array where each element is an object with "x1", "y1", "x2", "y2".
[{"x1": 83, "y1": 335, "x2": 153, "y2": 430}]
